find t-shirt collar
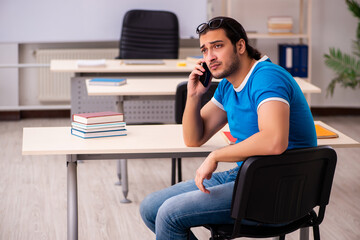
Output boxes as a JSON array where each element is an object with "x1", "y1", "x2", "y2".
[{"x1": 233, "y1": 55, "x2": 269, "y2": 92}]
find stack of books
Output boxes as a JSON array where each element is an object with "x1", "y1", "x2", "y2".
[
  {"x1": 71, "y1": 111, "x2": 127, "y2": 139},
  {"x1": 267, "y1": 16, "x2": 293, "y2": 34}
]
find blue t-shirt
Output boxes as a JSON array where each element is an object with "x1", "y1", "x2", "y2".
[{"x1": 212, "y1": 56, "x2": 317, "y2": 165}]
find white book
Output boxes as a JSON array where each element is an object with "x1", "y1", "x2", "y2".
[
  {"x1": 71, "y1": 121, "x2": 126, "y2": 129},
  {"x1": 71, "y1": 125, "x2": 126, "y2": 133}
]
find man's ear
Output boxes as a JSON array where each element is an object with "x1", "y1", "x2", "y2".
[{"x1": 237, "y1": 39, "x2": 246, "y2": 55}]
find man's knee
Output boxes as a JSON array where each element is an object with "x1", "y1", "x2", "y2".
[
  {"x1": 156, "y1": 196, "x2": 188, "y2": 230},
  {"x1": 140, "y1": 193, "x2": 159, "y2": 226}
]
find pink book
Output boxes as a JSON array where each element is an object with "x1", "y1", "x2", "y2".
[
  {"x1": 221, "y1": 131, "x2": 237, "y2": 145},
  {"x1": 72, "y1": 111, "x2": 124, "y2": 125}
]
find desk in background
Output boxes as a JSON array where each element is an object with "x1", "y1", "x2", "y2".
[
  {"x1": 85, "y1": 77, "x2": 321, "y2": 96},
  {"x1": 51, "y1": 59, "x2": 196, "y2": 123},
  {"x1": 22, "y1": 121, "x2": 359, "y2": 240}
]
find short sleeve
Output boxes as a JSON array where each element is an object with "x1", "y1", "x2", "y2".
[
  {"x1": 211, "y1": 80, "x2": 227, "y2": 111},
  {"x1": 250, "y1": 68, "x2": 292, "y2": 111}
]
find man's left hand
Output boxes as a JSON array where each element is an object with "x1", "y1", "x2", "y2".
[{"x1": 195, "y1": 152, "x2": 218, "y2": 194}]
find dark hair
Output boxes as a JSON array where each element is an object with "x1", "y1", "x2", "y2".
[{"x1": 198, "y1": 16, "x2": 261, "y2": 60}]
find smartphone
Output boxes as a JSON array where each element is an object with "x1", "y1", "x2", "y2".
[{"x1": 199, "y1": 62, "x2": 212, "y2": 87}]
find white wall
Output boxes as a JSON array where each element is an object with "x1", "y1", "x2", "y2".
[
  {"x1": 0, "y1": 44, "x2": 19, "y2": 107},
  {"x1": 1, "y1": 0, "x2": 359, "y2": 109},
  {"x1": 0, "y1": 0, "x2": 206, "y2": 42}
]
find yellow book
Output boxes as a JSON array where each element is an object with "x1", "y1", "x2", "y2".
[{"x1": 315, "y1": 124, "x2": 339, "y2": 139}]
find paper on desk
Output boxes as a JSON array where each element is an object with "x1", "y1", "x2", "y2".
[{"x1": 77, "y1": 59, "x2": 106, "y2": 67}]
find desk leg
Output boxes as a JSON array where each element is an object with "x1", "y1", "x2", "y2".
[
  {"x1": 171, "y1": 158, "x2": 176, "y2": 185},
  {"x1": 300, "y1": 227, "x2": 309, "y2": 240},
  {"x1": 115, "y1": 96, "x2": 124, "y2": 186},
  {"x1": 115, "y1": 159, "x2": 122, "y2": 185},
  {"x1": 120, "y1": 159, "x2": 131, "y2": 203},
  {"x1": 67, "y1": 155, "x2": 78, "y2": 240}
]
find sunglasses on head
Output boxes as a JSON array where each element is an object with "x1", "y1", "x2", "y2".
[{"x1": 196, "y1": 18, "x2": 241, "y2": 38}]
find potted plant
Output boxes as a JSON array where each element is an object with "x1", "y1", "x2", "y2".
[{"x1": 324, "y1": 0, "x2": 360, "y2": 96}]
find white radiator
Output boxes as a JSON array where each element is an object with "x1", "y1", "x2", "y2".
[{"x1": 36, "y1": 48, "x2": 118, "y2": 102}]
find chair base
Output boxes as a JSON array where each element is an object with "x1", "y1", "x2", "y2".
[{"x1": 204, "y1": 212, "x2": 318, "y2": 240}]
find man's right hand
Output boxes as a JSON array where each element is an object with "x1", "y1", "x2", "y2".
[{"x1": 187, "y1": 59, "x2": 212, "y2": 98}]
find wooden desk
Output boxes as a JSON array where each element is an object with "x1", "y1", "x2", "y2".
[
  {"x1": 294, "y1": 77, "x2": 321, "y2": 93},
  {"x1": 86, "y1": 77, "x2": 191, "y2": 96},
  {"x1": 22, "y1": 121, "x2": 359, "y2": 240},
  {"x1": 51, "y1": 59, "x2": 195, "y2": 75}
]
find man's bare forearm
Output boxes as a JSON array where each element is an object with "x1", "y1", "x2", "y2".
[{"x1": 182, "y1": 95, "x2": 204, "y2": 147}]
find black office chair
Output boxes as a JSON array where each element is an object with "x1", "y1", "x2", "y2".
[
  {"x1": 171, "y1": 81, "x2": 219, "y2": 185},
  {"x1": 114, "y1": 9, "x2": 180, "y2": 199},
  {"x1": 117, "y1": 9, "x2": 179, "y2": 59},
  {"x1": 203, "y1": 145, "x2": 337, "y2": 240}
]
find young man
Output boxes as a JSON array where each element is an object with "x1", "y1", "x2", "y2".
[{"x1": 140, "y1": 17, "x2": 317, "y2": 240}]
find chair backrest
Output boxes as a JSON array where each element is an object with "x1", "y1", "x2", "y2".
[
  {"x1": 117, "y1": 9, "x2": 179, "y2": 59},
  {"x1": 231, "y1": 146, "x2": 337, "y2": 225},
  {"x1": 175, "y1": 81, "x2": 219, "y2": 124}
]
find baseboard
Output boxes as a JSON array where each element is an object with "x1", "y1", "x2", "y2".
[
  {"x1": 0, "y1": 110, "x2": 70, "y2": 120},
  {"x1": 311, "y1": 107, "x2": 360, "y2": 116},
  {"x1": 0, "y1": 111, "x2": 21, "y2": 120}
]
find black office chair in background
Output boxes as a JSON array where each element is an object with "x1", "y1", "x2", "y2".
[
  {"x1": 171, "y1": 81, "x2": 219, "y2": 185},
  {"x1": 203, "y1": 146, "x2": 337, "y2": 240},
  {"x1": 114, "y1": 9, "x2": 180, "y2": 202},
  {"x1": 117, "y1": 9, "x2": 179, "y2": 59}
]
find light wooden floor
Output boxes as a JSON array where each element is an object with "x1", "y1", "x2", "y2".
[{"x1": 0, "y1": 116, "x2": 359, "y2": 240}]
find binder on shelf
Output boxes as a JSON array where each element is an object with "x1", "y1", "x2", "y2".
[
  {"x1": 299, "y1": 45, "x2": 308, "y2": 78},
  {"x1": 278, "y1": 44, "x2": 308, "y2": 78},
  {"x1": 292, "y1": 45, "x2": 300, "y2": 77},
  {"x1": 278, "y1": 44, "x2": 293, "y2": 74}
]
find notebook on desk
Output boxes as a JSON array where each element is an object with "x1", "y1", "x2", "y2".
[
  {"x1": 123, "y1": 60, "x2": 165, "y2": 65},
  {"x1": 315, "y1": 124, "x2": 339, "y2": 139}
]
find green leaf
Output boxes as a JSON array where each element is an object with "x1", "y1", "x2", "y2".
[
  {"x1": 352, "y1": 40, "x2": 360, "y2": 57},
  {"x1": 324, "y1": 48, "x2": 360, "y2": 75},
  {"x1": 324, "y1": 0, "x2": 360, "y2": 97},
  {"x1": 346, "y1": 0, "x2": 360, "y2": 19}
]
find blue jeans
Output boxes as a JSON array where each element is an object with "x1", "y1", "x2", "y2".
[{"x1": 140, "y1": 166, "x2": 240, "y2": 240}]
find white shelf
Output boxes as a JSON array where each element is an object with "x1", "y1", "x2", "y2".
[{"x1": 247, "y1": 33, "x2": 309, "y2": 39}]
